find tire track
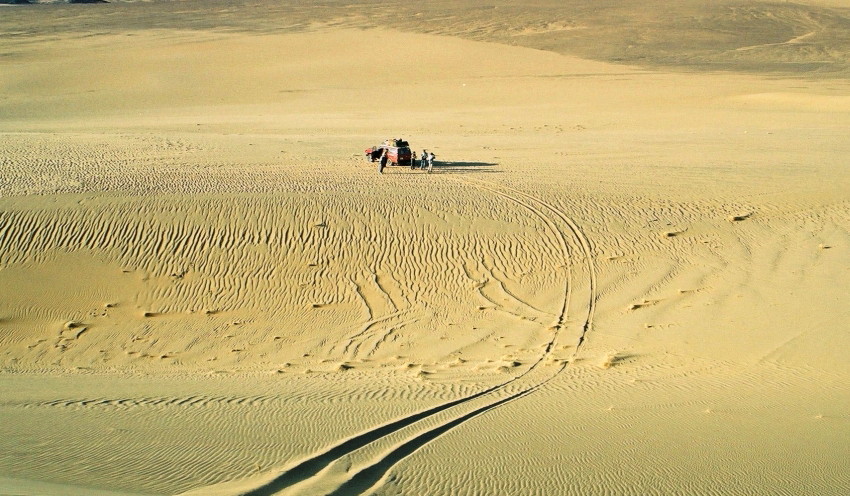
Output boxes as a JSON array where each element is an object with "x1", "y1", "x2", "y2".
[
  {"x1": 481, "y1": 181, "x2": 598, "y2": 355},
  {"x1": 204, "y1": 177, "x2": 596, "y2": 496},
  {"x1": 334, "y1": 274, "x2": 417, "y2": 360},
  {"x1": 237, "y1": 379, "x2": 516, "y2": 496},
  {"x1": 323, "y1": 370, "x2": 564, "y2": 496},
  {"x1": 337, "y1": 309, "x2": 412, "y2": 358},
  {"x1": 455, "y1": 176, "x2": 597, "y2": 357}
]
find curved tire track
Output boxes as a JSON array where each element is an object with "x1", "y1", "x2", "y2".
[
  {"x1": 470, "y1": 180, "x2": 597, "y2": 355},
  {"x1": 229, "y1": 177, "x2": 597, "y2": 496},
  {"x1": 239, "y1": 379, "x2": 520, "y2": 496}
]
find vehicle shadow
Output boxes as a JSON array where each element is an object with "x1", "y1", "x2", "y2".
[{"x1": 430, "y1": 161, "x2": 500, "y2": 174}]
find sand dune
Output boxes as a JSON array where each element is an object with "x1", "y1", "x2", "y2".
[
  {"x1": 1, "y1": 1, "x2": 849, "y2": 495},
  {"x1": 3, "y1": 0, "x2": 850, "y2": 76}
]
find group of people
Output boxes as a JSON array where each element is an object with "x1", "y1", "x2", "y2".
[
  {"x1": 413, "y1": 149, "x2": 436, "y2": 172},
  {"x1": 372, "y1": 138, "x2": 436, "y2": 173}
]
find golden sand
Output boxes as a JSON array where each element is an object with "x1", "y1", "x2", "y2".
[{"x1": 1, "y1": 1, "x2": 848, "y2": 495}]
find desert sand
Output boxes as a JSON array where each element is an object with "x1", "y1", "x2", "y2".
[{"x1": 1, "y1": 1, "x2": 849, "y2": 495}]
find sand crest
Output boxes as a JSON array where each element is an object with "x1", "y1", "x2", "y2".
[{"x1": 1, "y1": 1, "x2": 849, "y2": 495}]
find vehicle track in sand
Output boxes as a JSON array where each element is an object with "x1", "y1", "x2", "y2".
[
  {"x1": 456, "y1": 177, "x2": 598, "y2": 359},
  {"x1": 331, "y1": 273, "x2": 420, "y2": 361},
  {"x1": 203, "y1": 177, "x2": 598, "y2": 496}
]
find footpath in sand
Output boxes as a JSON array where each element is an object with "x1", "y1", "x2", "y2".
[{"x1": 1, "y1": 10, "x2": 849, "y2": 496}]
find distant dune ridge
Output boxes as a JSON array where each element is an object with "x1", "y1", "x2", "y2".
[
  {"x1": 1, "y1": 1, "x2": 849, "y2": 495},
  {"x1": 2, "y1": 0, "x2": 850, "y2": 75},
  {"x1": 0, "y1": 0, "x2": 108, "y2": 4}
]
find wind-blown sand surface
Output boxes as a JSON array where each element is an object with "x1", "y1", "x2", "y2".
[{"x1": 1, "y1": 1, "x2": 849, "y2": 495}]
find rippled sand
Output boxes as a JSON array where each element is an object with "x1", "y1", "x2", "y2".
[{"x1": 1, "y1": 2, "x2": 849, "y2": 495}]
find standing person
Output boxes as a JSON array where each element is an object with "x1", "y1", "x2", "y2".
[
  {"x1": 379, "y1": 148, "x2": 388, "y2": 174},
  {"x1": 411, "y1": 151, "x2": 418, "y2": 170},
  {"x1": 427, "y1": 151, "x2": 435, "y2": 172},
  {"x1": 421, "y1": 150, "x2": 428, "y2": 169}
]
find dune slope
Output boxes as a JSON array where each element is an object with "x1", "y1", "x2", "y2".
[{"x1": 1, "y1": 3, "x2": 849, "y2": 495}]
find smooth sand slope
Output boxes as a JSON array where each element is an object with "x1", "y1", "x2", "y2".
[{"x1": 1, "y1": 1, "x2": 849, "y2": 495}]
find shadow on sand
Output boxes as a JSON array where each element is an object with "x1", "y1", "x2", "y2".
[{"x1": 429, "y1": 161, "x2": 500, "y2": 174}]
